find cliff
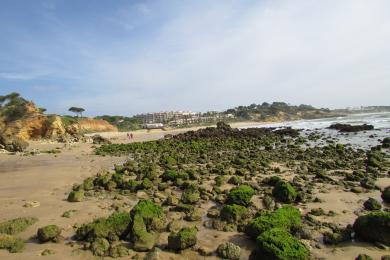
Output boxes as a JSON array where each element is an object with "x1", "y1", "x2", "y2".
[
  {"x1": 76, "y1": 118, "x2": 118, "y2": 133},
  {"x1": 0, "y1": 95, "x2": 117, "y2": 149}
]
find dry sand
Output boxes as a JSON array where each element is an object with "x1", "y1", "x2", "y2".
[{"x1": 0, "y1": 124, "x2": 388, "y2": 259}]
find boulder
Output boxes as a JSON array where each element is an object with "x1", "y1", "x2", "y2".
[
  {"x1": 67, "y1": 190, "x2": 84, "y2": 202},
  {"x1": 226, "y1": 185, "x2": 255, "y2": 206},
  {"x1": 382, "y1": 186, "x2": 390, "y2": 203},
  {"x1": 272, "y1": 181, "x2": 297, "y2": 203},
  {"x1": 90, "y1": 238, "x2": 110, "y2": 256},
  {"x1": 217, "y1": 242, "x2": 241, "y2": 260},
  {"x1": 251, "y1": 227, "x2": 309, "y2": 260},
  {"x1": 0, "y1": 234, "x2": 24, "y2": 253},
  {"x1": 37, "y1": 225, "x2": 62, "y2": 243},
  {"x1": 353, "y1": 211, "x2": 390, "y2": 244},
  {"x1": 168, "y1": 227, "x2": 197, "y2": 250},
  {"x1": 363, "y1": 198, "x2": 382, "y2": 211}
]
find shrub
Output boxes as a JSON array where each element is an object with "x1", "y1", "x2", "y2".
[
  {"x1": 246, "y1": 206, "x2": 301, "y2": 239},
  {"x1": 0, "y1": 217, "x2": 38, "y2": 235},
  {"x1": 353, "y1": 211, "x2": 390, "y2": 244},
  {"x1": 253, "y1": 228, "x2": 309, "y2": 260},
  {"x1": 227, "y1": 185, "x2": 255, "y2": 206},
  {"x1": 220, "y1": 204, "x2": 249, "y2": 224},
  {"x1": 272, "y1": 181, "x2": 297, "y2": 203}
]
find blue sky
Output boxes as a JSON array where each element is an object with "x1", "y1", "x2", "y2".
[{"x1": 1, "y1": 0, "x2": 389, "y2": 116}]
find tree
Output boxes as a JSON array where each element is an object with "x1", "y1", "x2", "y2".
[{"x1": 68, "y1": 107, "x2": 85, "y2": 117}]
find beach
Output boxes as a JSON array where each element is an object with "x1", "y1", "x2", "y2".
[{"x1": 0, "y1": 114, "x2": 389, "y2": 259}]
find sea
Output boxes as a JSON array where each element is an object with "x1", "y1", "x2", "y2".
[{"x1": 240, "y1": 112, "x2": 390, "y2": 150}]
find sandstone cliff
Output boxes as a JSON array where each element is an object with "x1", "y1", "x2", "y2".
[
  {"x1": 76, "y1": 118, "x2": 118, "y2": 133},
  {"x1": 0, "y1": 98, "x2": 117, "y2": 146}
]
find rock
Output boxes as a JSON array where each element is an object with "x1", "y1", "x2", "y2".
[
  {"x1": 168, "y1": 227, "x2": 197, "y2": 250},
  {"x1": 217, "y1": 242, "x2": 241, "y2": 260},
  {"x1": 251, "y1": 228, "x2": 309, "y2": 260},
  {"x1": 220, "y1": 204, "x2": 249, "y2": 224},
  {"x1": 181, "y1": 186, "x2": 200, "y2": 204},
  {"x1": 167, "y1": 220, "x2": 182, "y2": 232},
  {"x1": 0, "y1": 234, "x2": 24, "y2": 253},
  {"x1": 0, "y1": 217, "x2": 38, "y2": 235},
  {"x1": 382, "y1": 186, "x2": 390, "y2": 203},
  {"x1": 0, "y1": 134, "x2": 28, "y2": 152},
  {"x1": 226, "y1": 185, "x2": 255, "y2": 206},
  {"x1": 40, "y1": 249, "x2": 55, "y2": 256},
  {"x1": 382, "y1": 255, "x2": 390, "y2": 260},
  {"x1": 108, "y1": 244, "x2": 129, "y2": 258},
  {"x1": 127, "y1": 200, "x2": 166, "y2": 252},
  {"x1": 355, "y1": 254, "x2": 373, "y2": 260},
  {"x1": 23, "y1": 201, "x2": 40, "y2": 208},
  {"x1": 382, "y1": 137, "x2": 390, "y2": 148},
  {"x1": 262, "y1": 195, "x2": 276, "y2": 210},
  {"x1": 323, "y1": 226, "x2": 352, "y2": 245},
  {"x1": 246, "y1": 206, "x2": 301, "y2": 239},
  {"x1": 328, "y1": 123, "x2": 374, "y2": 132},
  {"x1": 37, "y1": 225, "x2": 62, "y2": 243},
  {"x1": 207, "y1": 208, "x2": 220, "y2": 218},
  {"x1": 165, "y1": 195, "x2": 179, "y2": 206},
  {"x1": 185, "y1": 208, "x2": 202, "y2": 221},
  {"x1": 363, "y1": 198, "x2": 382, "y2": 211},
  {"x1": 67, "y1": 190, "x2": 84, "y2": 202},
  {"x1": 212, "y1": 220, "x2": 227, "y2": 231},
  {"x1": 353, "y1": 211, "x2": 390, "y2": 244},
  {"x1": 90, "y1": 238, "x2": 110, "y2": 256},
  {"x1": 144, "y1": 248, "x2": 163, "y2": 260},
  {"x1": 272, "y1": 181, "x2": 297, "y2": 203},
  {"x1": 92, "y1": 134, "x2": 111, "y2": 144},
  {"x1": 76, "y1": 211, "x2": 130, "y2": 243}
]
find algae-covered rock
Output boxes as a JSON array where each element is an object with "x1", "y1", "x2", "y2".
[
  {"x1": 108, "y1": 244, "x2": 129, "y2": 258},
  {"x1": 353, "y1": 211, "x2": 390, "y2": 244},
  {"x1": 272, "y1": 181, "x2": 297, "y2": 203},
  {"x1": 90, "y1": 237, "x2": 110, "y2": 256},
  {"x1": 363, "y1": 198, "x2": 382, "y2": 211},
  {"x1": 0, "y1": 217, "x2": 38, "y2": 235},
  {"x1": 217, "y1": 242, "x2": 241, "y2": 260},
  {"x1": 0, "y1": 234, "x2": 24, "y2": 253},
  {"x1": 323, "y1": 226, "x2": 352, "y2": 245},
  {"x1": 41, "y1": 249, "x2": 55, "y2": 256},
  {"x1": 220, "y1": 204, "x2": 249, "y2": 224},
  {"x1": 181, "y1": 185, "x2": 201, "y2": 204},
  {"x1": 128, "y1": 200, "x2": 166, "y2": 251},
  {"x1": 67, "y1": 190, "x2": 84, "y2": 202},
  {"x1": 246, "y1": 206, "x2": 301, "y2": 239},
  {"x1": 382, "y1": 186, "x2": 390, "y2": 203},
  {"x1": 355, "y1": 254, "x2": 373, "y2": 260},
  {"x1": 227, "y1": 185, "x2": 255, "y2": 206},
  {"x1": 37, "y1": 225, "x2": 61, "y2": 243},
  {"x1": 76, "y1": 211, "x2": 130, "y2": 242},
  {"x1": 252, "y1": 227, "x2": 309, "y2": 260},
  {"x1": 168, "y1": 227, "x2": 197, "y2": 250}
]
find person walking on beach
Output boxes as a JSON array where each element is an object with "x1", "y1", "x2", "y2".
[{"x1": 130, "y1": 133, "x2": 134, "y2": 139}]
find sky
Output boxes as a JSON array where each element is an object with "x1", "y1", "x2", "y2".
[{"x1": 0, "y1": 0, "x2": 389, "y2": 116}]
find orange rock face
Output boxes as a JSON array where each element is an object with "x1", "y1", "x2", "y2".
[{"x1": 76, "y1": 118, "x2": 118, "y2": 133}]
